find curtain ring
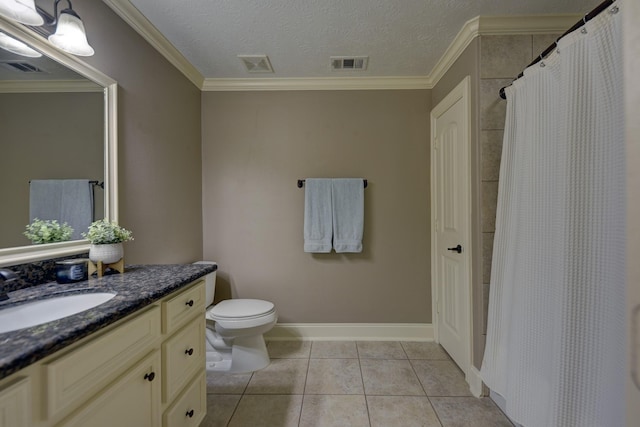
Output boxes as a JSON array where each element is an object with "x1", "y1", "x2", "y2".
[
  {"x1": 610, "y1": 5, "x2": 619, "y2": 14},
  {"x1": 581, "y1": 17, "x2": 588, "y2": 34},
  {"x1": 540, "y1": 61, "x2": 546, "y2": 68}
]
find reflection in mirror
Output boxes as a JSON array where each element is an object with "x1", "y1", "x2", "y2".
[
  {"x1": 0, "y1": 15, "x2": 117, "y2": 267},
  {"x1": 0, "y1": 48, "x2": 104, "y2": 248}
]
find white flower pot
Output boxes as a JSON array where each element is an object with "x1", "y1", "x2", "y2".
[{"x1": 89, "y1": 243, "x2": 123, "y2": 264}]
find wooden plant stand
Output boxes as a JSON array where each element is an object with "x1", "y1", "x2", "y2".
[{"x1": 88, "y1": 258, "x2": 124, "y2": 278}]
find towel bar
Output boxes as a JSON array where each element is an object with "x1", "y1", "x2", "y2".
[{"x1": 297, "y1": 179, "x2": 367, "y2": 188}]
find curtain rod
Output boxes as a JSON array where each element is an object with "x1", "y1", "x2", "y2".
[
  {"x1": 499, "y1": 0, "x2": 618, "y2": 99},
  {"x1": 297, "y1": 179, "x2": 368, "y2": 188}
]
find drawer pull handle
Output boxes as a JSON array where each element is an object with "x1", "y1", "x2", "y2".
[
  {"x1": 185, "y1": 299, "x2": 194, "y2": 307},
  {"x1": 143, "y1": 372, "x2": 155, "y2": 382},
  {"x1": 185, "y1": 348, "x2": 194, "y2": 356},
  {"x1": 186, "y1": 409, "x2": 195, "y2": 418}
]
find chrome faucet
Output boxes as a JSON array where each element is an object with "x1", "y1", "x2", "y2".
[{"x1": 0, "y1": 269, "x2": 18, "y2": 301}]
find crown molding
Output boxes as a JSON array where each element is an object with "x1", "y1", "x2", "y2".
[
  {"x1": 0, "y1": 80, "x2": 103, "y2": 93},
  {"x1": 104, "y1": 2, "x2": 580, "y2": 92},
  {"x1": 428, "y1": 14, "x2": 580, "y2": 87},
  {"x1": 102, "y1": 0, "x2": 204, "y2": 89},
  {"x1": 202, "y1": 76, "x2": 432, "y2": 91},
  {"x1": 427, "y1": 16, "x2": 480, "y2": 89},
  {"x1": 477, "y1": 14, "x2": 581, "y2": 35}
]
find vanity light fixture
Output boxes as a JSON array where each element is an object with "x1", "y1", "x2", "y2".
[
  {"x1": 0, "y1": 0, "x2": 44, "y2": 26},
  {"x1": 47, "y1": 1, "x2": 94, "y2": 56},
  {"x1": 0, "y1": 31, "x2": 41, "y2": 57},
  {"x1": 0, "y1": 0, "x2": 94, "y2": 56}
]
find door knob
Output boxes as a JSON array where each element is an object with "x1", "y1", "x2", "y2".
[{"x1": 447, "y1": 244, "x2": 462, "y2": 254}]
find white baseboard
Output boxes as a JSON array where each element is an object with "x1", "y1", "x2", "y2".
[
  {"x1": 467, "y1": 365, "x2": 487, "y2": 397},
  {"x1": 265, "y1": 323, "x2": 434, "y2": 341}
]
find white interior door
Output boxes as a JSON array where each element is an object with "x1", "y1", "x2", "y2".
[{"x1": 430, "y1": 76, "x2": 471, "y2": 380}]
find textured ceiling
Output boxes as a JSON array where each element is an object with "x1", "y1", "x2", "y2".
[{"x1": 127, "y1": 0, "x2": 598, "y2": 79}]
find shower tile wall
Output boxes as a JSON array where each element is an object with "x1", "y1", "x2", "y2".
[{"x1": 478, "y1": 34, "x2": 560, "y2": 356}]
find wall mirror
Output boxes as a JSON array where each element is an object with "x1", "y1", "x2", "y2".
[{"x1": 0, "y1": 15, "x2": 117, "y2": 267}]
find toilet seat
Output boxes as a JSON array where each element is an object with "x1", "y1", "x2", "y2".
[
  {"x1": 211, "y1": 299, "x2": 275, "y2": 319},
  {"x1": 208, "y1": 299, "x2": 277, "y2": 330}
]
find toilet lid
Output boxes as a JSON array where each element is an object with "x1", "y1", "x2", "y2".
[{"x1": 211, "y1": 299, "x2": 275, "y2": 319}]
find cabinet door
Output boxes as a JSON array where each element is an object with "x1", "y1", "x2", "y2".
[
  {"x1": 163, "y1": 372, "x2": 206, "y2": 427},
  {"x1": 162, "y1": 280, "x2": 205, "y2": 334},
  {"x1": 0, "y1": 377, "x2": 30, "y2": 427},
  {"x1": 46, "y1": 305, "x2": 161, "y2": 419},
  {"x1": 163, "y1": 316, "x2": 205, "y2": 403},
  {"x1": 57, "y1": 351, "x2": 161, "y2": 427}
]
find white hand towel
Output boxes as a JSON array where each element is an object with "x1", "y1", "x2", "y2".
[
  {"x1": 303, "y1": 178, "x2": 333, "y2": 253},
  {"x1": 331, "y1": 178, "x2": 364, "y2": 253}
]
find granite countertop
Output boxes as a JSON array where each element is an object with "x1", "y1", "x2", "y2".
[{"x1": 0, "y1": 263, "x2": 216, "y2": 380}]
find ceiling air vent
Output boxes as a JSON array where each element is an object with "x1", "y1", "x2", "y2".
[
  {"x1": 1, "y1": 61, "x2": 45, "y2": 73},
  {"x1": 331, "y1": 56, "x2": 368, "y2": 71},
  {"x1": 238, "y1": 55, "x2": 274, "y2": 73}
]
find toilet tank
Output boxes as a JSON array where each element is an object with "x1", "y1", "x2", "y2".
[{"x1": 193, "y1": 261, "x2": 217, "y2": 306}]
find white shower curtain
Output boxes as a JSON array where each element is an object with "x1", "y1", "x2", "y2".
[{"x1": 481, "y1": 2, "x2": 625, "y2": 427}]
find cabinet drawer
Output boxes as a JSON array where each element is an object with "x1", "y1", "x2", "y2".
[
  {"x1": 57, "y1": 350, "x2": 161, "y2": 427},
  {"x1": 162, "y1": 316, "x2": 205, "y2": 403},
  {"x1": 162, "y1": 280, "x2": 205, "y2": 334},
  {"x1": 0, "y1": 377, "x2": 30, "y2": 427},
  {"x1": 46, "y1": 306, "x2": 161, "y2": 418},
  {"x1": 163, "y1": 372, "x2": 206, "y2": 427}
]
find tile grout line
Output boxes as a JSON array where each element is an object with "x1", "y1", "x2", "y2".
[
  {"x1": 403, "y1": 344, "x2": 446, "y2": 427},
  {"x1": 224, "y1": 371, "x2": 253, "y2": 427},
  {"x1": 356, "y1": 342, "x2": 373, "y2": 427},
  {"x1": 296, "y1": 341, "x2": 313, "y2": 426}
]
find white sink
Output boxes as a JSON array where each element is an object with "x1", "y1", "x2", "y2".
[{"x1": 0, "y1": 292, "x2": 116, "y2": 334}]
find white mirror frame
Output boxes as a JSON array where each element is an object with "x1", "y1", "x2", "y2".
[{"x1": 0, "y1": 17, "x2": 117, "y2": 267}]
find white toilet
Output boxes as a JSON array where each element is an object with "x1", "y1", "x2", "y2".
[{"x1": 196, "y1": 261, "x2": 277, "y2": 373}]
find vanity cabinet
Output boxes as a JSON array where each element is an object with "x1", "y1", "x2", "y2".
[
  {"x1": 0, "y1": 377, "x2": 31, "y2": 427},
  {"x1": 56, "y1": 351, "x2": 161, "y2": 427},
  {"x1": 0, "y1": 278, "x2": 206, "y2": 427}
]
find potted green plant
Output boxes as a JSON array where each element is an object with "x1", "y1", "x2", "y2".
[
  {"x1": 82, "y1": 219, "x2": 133, "y2": 264},
  {"x1": 24, "y1": 218, "x2": 74, "y2": 244}
]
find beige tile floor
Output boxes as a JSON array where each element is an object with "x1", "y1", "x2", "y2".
[{"x1": 199, "y1": 341, "x2": 513, "y2": 427}]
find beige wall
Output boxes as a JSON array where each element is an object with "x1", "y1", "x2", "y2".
[
  {"x1": 202, "y1": 90, "x2": 431, "y2": 323},
  {"x1": 0, "y1": 91, "x2": 103, "y2": 248},
  {"x1": 74, "y1": 0, "x2": 203, "y2": 263}
]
